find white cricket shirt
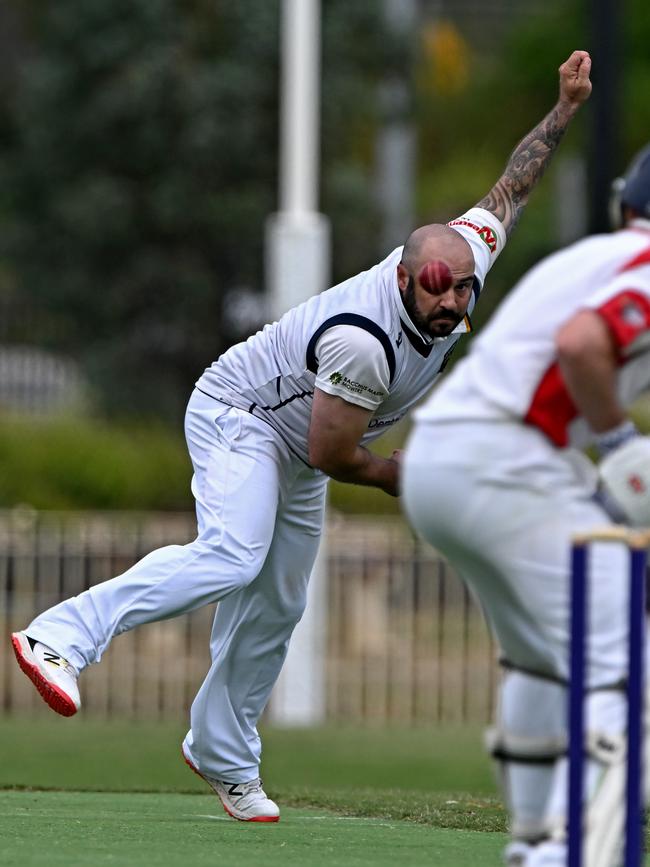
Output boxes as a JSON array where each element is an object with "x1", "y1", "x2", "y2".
[
  {"x1": 196, "y1": 208, "x2": 506, "y2": 463},
  {"x1": 417, "y1": 220, "x2": 650, "y2": 449}
]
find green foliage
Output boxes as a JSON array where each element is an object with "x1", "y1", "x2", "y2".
[
  {"x1": 0, "y1": 413, "x2": 413, "y2": 514},
  {"x1": 0, "y1": 1, "x2": 390, "y2": 421},
  {"x1": 0, "y1": 415, "x2": 192, "y2": 509},
  {"x1": 502, "y1": 0, "x2": 650, "y2": 155},
  {"x1": 320, "y1": 4, "x2": 394, "y2": 277},
  {"x1": 2, "y1": 0, "x2": 282, "y2": 420},
  {"x1": 413, "y1": 31, "x2": 569, "y2": 328},
  {"x1": 328, "y1": 481, "x2": 401, "y2": 516},
  {"x1": 2, "y1": 0, "x2": 649, "y2": 434},
  {"x1": 413, "y1": 0, "x2": 650, "y2": 332}
]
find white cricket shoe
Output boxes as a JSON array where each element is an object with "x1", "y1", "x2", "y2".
[
  {"x1": 11, "y1": 631, "x2": 80, "y2": 717},
  {"x1": 181, "y1": 741, "x2": 280, "y2": 822},
  {"x1": 527, "y1": 841, "x2": 567, "y2": 866},
  {"x1": 504, "y1": 841, "x2": 532, "y2": 866}
]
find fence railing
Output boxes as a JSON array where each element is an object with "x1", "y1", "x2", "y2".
[
  {"x1": 1, "y1": 508, "x2": 498, "y2": 724},
  {"x1": 0, "y1": 346, "x2": 88, "y2": 414}
]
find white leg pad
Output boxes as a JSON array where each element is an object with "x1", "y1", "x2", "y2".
[
  {"x1": 544, "y1": 689, "x2": 628, "y2": 867},
  {"x1": 488, "y1": 671, "x2": 567, "y2": 842},
  {"x1": 583, "y1": 686, "x2": 650, "y2": 867}
]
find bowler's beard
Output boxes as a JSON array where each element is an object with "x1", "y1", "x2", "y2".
[{"x1": 402, "y1": 277, "x2": 462, "y2": 338}]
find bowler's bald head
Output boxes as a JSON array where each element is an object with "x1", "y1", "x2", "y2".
[{"x1": 402, "y1": 224, "x2": 474, "y2": 276}]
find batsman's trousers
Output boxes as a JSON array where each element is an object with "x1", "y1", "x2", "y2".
[
  {"x1": 27, "y1": 388, "x2": 327, "y2": 782},
  {"x1": 402, "y1": 416, "x2": 650, "y2": 839},
  {"x1": 402, "y1": 418, "x2": 635, "y2": 689}
]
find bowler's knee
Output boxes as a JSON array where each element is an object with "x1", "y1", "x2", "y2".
[
  {"x1": 278, "y1": 595, "x2": 308, "y2": 626},
  {"x1": 191, "y1": 537, "x2": 267, "y2": 592}
]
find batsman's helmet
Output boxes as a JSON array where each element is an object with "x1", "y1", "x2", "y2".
[{"x1": 610, "y1": 144, "x2": 650, "y2": 228}]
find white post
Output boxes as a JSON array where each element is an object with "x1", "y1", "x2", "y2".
[
  {"x1": 267, "y1": 0, "x2": 330, "y2": 319},
  {"x1": 280, "y1": 0, "x2": 319, "y2": 216},
  {"x1": 266, "y1": 0, "x2": 330, "y2": 726}
]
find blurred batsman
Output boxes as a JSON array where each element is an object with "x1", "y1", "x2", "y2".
[
  {"x1": 12, "y1": 53, "x2": 590, "y2": 823},
  {"x1": 403, "y1": 143, "x2": 650, "y2": 866}
]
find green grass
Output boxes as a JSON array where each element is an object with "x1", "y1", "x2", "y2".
[
  {"x1": 0, "y1": 791, "x2": 506, "y2": 867},
  {"x1": 2, "y1": 717, "x2": 648, "y2": 865},
  {"x1": 0, "y1": 717, "x2": 497, "y2": 796},
  {"x1": 0, "y1": 717, "x2": 508, "y2": 864}
]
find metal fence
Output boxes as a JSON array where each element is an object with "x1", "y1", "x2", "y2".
[
  {"x1": 1, "y1": 508, "x2": 498, "y2": 724},
  {"x1": 0, "y1": 346, "x2": 89, "y2": 415}
]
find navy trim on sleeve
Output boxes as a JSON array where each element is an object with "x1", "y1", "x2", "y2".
[
  {"x1": 472, "y1": 275, "x2": 481, "y2": 301},
  {"x1": 306, "y1": 314, "x2": 396, "y2": 385}
]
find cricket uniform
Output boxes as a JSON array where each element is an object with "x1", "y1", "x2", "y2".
[
  {"x1": 404, "y1": 221, "x2": 650, "y2": 682},
  {"x1": 402, "y1": 220, "x2": 650, "y2": 841},
  {"x1": 26, "y1": 208, "x2": 505, "y2": 783}
]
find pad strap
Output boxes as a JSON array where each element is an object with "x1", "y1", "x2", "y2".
[
  {"x1": 500, "y1": 658, "x2": 626, "y2": 692},
  {"x1": 485, "y1": 728, "x2": 566, "y2": 765}
]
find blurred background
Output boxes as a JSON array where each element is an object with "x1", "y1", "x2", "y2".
[{"x1": 1, "y1": 0, "x2": 649, "y2": 728}]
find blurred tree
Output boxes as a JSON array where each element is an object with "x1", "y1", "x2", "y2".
[
  {"x1": 320, "y1": 2, "x2": 396, "y2": 277},
  {"x1": 413, "y1": 0, "x2": 650, "y2": 332},
  {"x1": 0, "y1": 0, "x2": 390, "y2": 422},
  {"x1": 1, "y1": 0, "x2": 280, "y2": 420}
]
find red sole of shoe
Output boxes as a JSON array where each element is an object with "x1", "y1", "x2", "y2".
[
  {"x1": 11, "y1": 634, "x2": 78, "y2": 717},
  {"x1": 181, "y1": 746, "x2": 279, "y2": 823}
]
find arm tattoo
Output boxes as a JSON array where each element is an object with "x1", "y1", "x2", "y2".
[{"x1": 476, "y1": 105, "x2": 569, "y2": 237}]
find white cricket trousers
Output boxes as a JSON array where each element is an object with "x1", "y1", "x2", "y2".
[
  {"x1": 27, "y1": 389, "x2": 327, "y2": 782},
  {"x1": 403, "y1": 418, "x2": 644, "y2": 840},
  {"x1": 402, "y1": 419, "x2": 632, "y2": 689}
]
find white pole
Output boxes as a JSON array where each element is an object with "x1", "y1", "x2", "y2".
[
  {"x1": 266, "y1": 0, "x2": 330, "y2": 319},
  {"x1": 281, "y1": 0, "x2": 319, "y2": 216},
  {"x1": 266, "y1": 0, "x2": 330, "y2": 726}
]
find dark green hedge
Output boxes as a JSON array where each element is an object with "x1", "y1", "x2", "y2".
[
  {"x1": 0, "y1": 416, "x2": 193, "y2": 510},
  {"x1": 0, "y1": 414, "x2": 407, "y2": 514},
  {"x1": 7, "y1": 403, "x2": 647, "y2": 514}
]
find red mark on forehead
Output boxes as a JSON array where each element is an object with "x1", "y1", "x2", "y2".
[{"x1": 418, "y1": 260, "x2": 453, "y2": 293}]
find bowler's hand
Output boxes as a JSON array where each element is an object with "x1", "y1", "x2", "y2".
[{"x1": 558, "y1": 50, "x2": 592, "y2": 109}]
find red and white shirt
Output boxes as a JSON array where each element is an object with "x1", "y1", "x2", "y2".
[{"x1": 417, "y1": 220, "x2": 650, "y2": 449}]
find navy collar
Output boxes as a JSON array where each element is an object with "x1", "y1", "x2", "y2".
[{"x1": 399, "y1": 318, "x2": 434, "y2": 357}]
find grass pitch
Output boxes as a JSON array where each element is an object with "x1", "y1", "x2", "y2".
[
  {"x1": 1, "y1": 716, "x2": 647, "y2": 865},
  {"x1": 1, "y1": 791, "x2": 506, "y2": 867}
]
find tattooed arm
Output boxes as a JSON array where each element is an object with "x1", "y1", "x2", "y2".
[{"x1": 476, "y1": 50, "x2": 592, "y2": 237}]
